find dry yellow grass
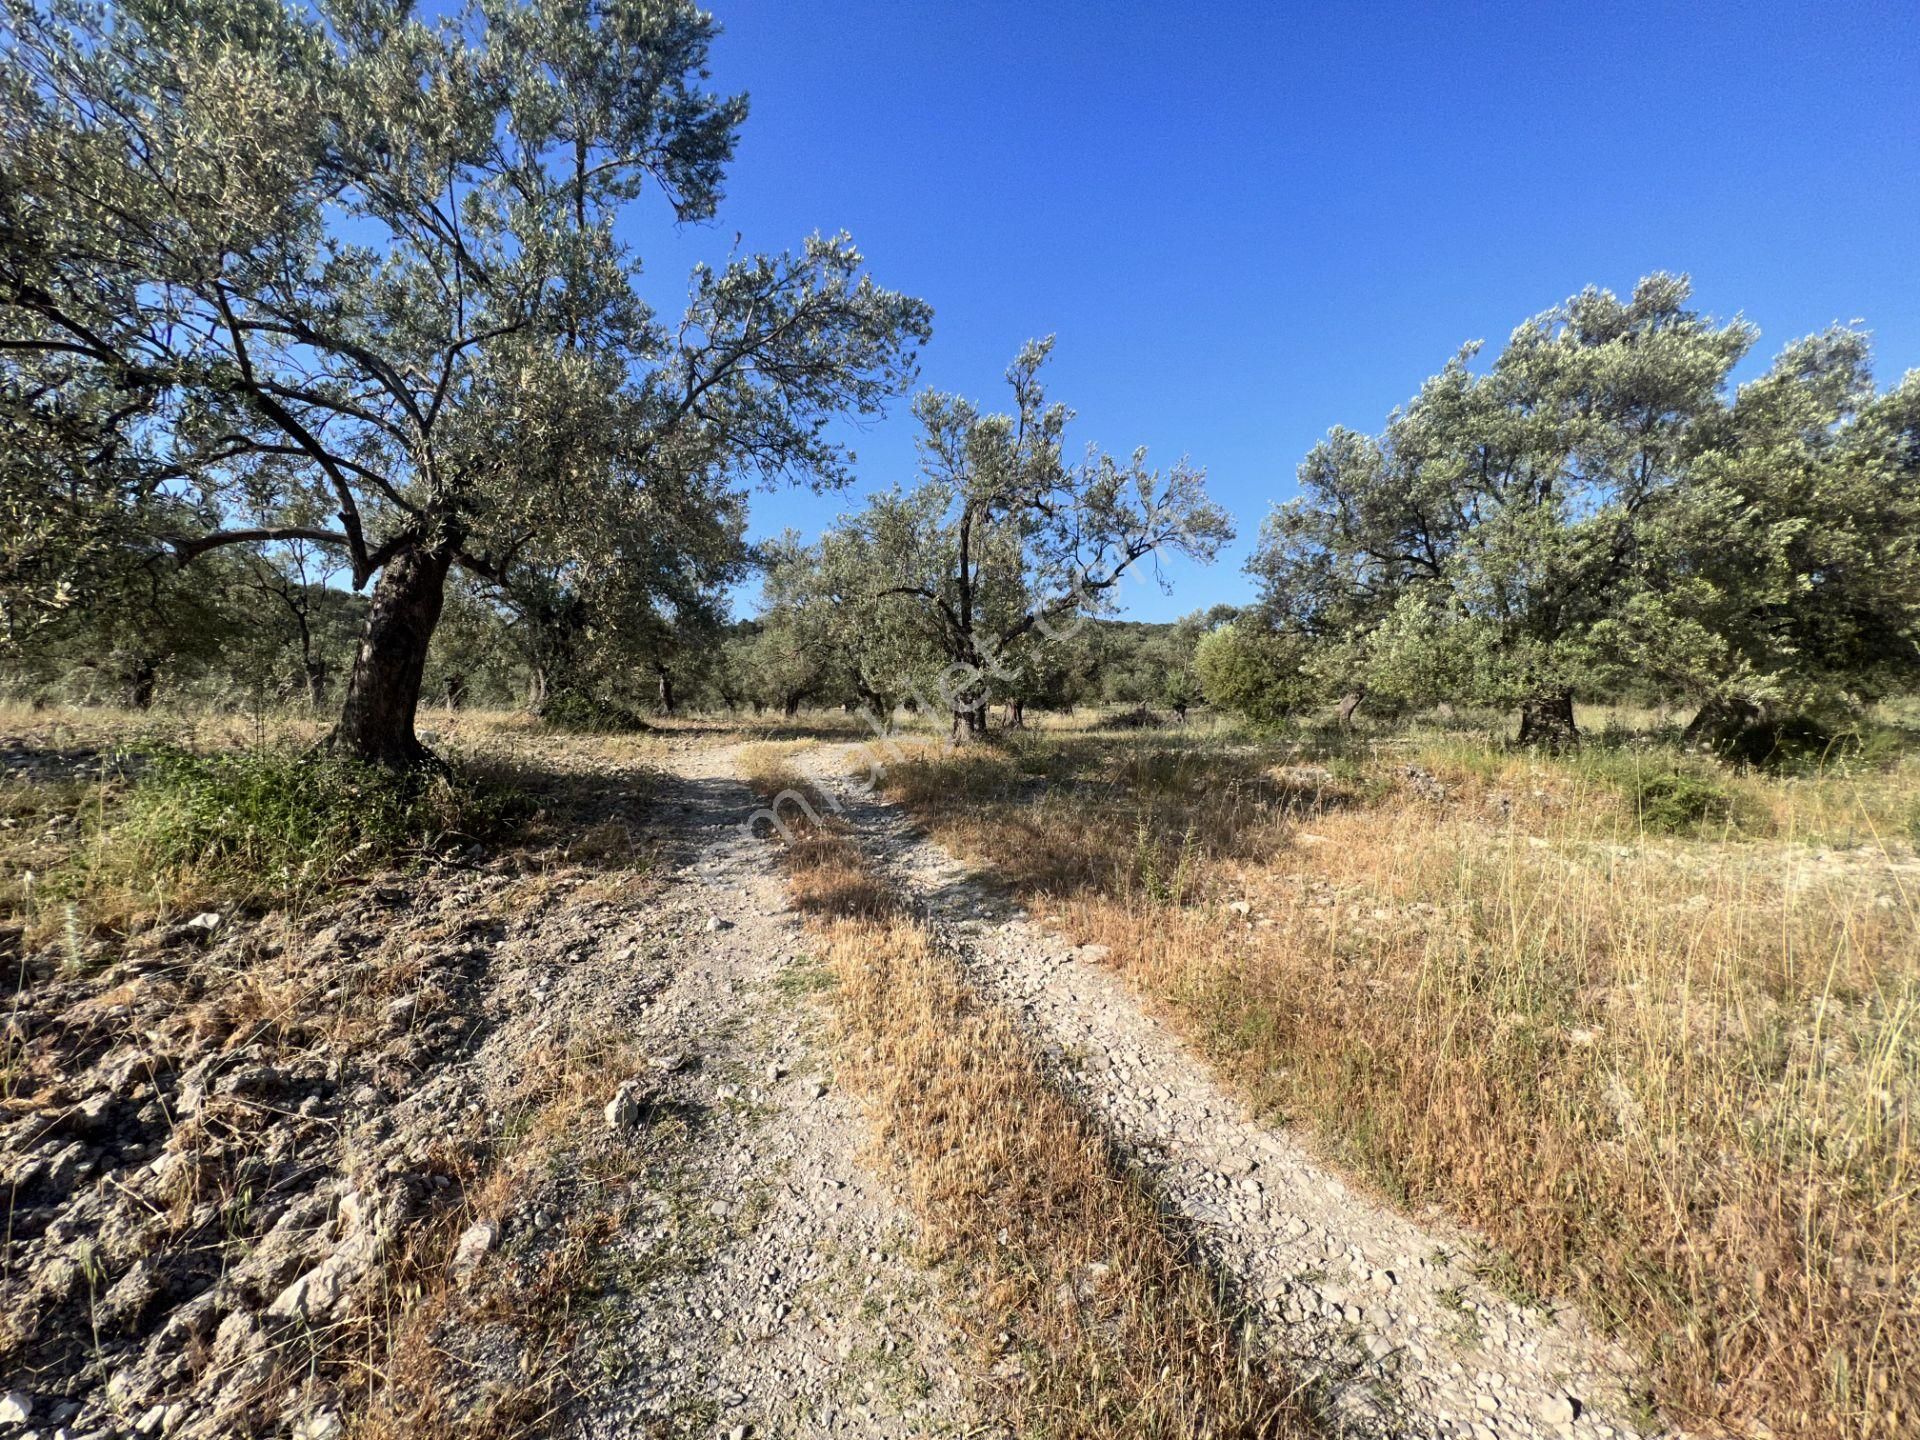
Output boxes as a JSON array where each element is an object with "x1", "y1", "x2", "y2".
[
  {"x1": 879, "y1": 731, "x2": 1920, "y2": 1440},
  {"x1": 741, "y1": 745, "x2": 1316, "y2": 1440}
]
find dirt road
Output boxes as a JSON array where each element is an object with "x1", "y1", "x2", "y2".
[
  {"x1": 570, "y1": 738, "x2": 984, "y2": 1438},
  {"x1": 3, "y1": 731, "x2": 1654, "y2": 1440}
]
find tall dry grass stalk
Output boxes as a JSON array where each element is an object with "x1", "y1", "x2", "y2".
[{"x1": 880, "y1": 734, "x2": 1918, "y2": 1440}]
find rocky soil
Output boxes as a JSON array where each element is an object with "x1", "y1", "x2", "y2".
[{"x1": 1, "y1": 735, "x2": 983, "y2": 1440}]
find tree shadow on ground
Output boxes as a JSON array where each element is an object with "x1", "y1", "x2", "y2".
[{"x1": 874, "y1": 735, "x2": 1363, "y2": 908}]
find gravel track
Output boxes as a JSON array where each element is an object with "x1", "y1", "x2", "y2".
[
  {"x1": 814, "y1": 748, "x2": 1662, "y2": 1440},
  {"x1": 575, "y1": 739, "x2": 986, "y2": 1439}
]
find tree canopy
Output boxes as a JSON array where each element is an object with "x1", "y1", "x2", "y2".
[
  {"x1": 2, "y1": 0, "x2": 929, "y2": 758},
  {"x1": 1240, "y1": 275, "x2": 1920, "y2": 750},
  {"x1": 813, "y1": 340, "x2": 1232, "y2": 733}
]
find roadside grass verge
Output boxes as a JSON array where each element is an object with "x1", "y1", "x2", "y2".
[
  {"x1": 877, "y1": 731, "x2": 1919, "y2": 1440},
  {"x1": 347, "y1": 1019, "x2": 661, "y2": 1440},
  {"x1": 0, "y1": 705, "x2": 678, "y2": 957},
  {"x1": 12, "y1": 746, "x2": 521, "y2": 950},
  {"x1": 741, "y1": 744, "x2": 1316, "y2": 1440}
]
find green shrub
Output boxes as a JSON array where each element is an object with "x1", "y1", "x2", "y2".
[
  {"x1": 1824, "y1": 721, "x2": 1916, "y2": 772},
  {"x1": 1627, "y1": 768, "x2": 1738, "y2": 834},
  {"x1": 97, "y1": 746, "x2": 521, "y2": 907},
  {"x1": 1570, "y1": 751, "x2": 1745, "y2": 835},
  {"x1": 538, "y1": 691, "x2": 648, "y2": 733},
  {"x1": 1192, "y1": 624, "x2": 1314, "y2": 727}
]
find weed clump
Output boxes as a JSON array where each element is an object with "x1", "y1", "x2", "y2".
[
  {"x1": 1621, "y1": 765, "x2": 1737, "y2": 834},
  {"x1": 81, "y1": 746, "x2": 520, "y2": 914},
  {"x1": 538, "y1": 692, "x2": 648, "y2": 733},
  {"x1": 1563, "y1": 750, "x2": 1746, "y2": 834}
]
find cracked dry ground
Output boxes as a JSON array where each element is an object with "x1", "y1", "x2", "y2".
[
  {"x1": 5, "y1": 732, "x2": 1657, "y2": 1440},
  {"x1": 2, "y1": 735, "x2": 983, "y2": 1440}
]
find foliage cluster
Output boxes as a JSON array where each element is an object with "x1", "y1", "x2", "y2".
[
  {"x1": 2, "y1": 0, "x2": 927, "y2": 761},
  {"x1": 738, "y1": 342, "x2": 1233, "y2": 733},
  {"x1": 534, "y1": 690, "x2": 648, "y2": 734},
  {"x1": 1221, "y1": 276, "x2": 1920, "y2": 751}
]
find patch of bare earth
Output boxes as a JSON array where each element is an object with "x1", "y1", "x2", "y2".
[{"x1": 1, "y1": 735, "x2": 982, "y2": 1440}]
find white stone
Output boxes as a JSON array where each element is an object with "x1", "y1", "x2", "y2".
[
  {"x1": 605, "y1": 1080, "x2": 649, "y2": 1130},
  {"x1": 268, "y1": 1230, "x2": 385, "y2": 1320},
  {"x1": 1539, "y1": 1394, "x2": 1579, "y2": 1427},
  {"x1": 450, "y1": 1220, "x2": 499, "y2": 1280}
]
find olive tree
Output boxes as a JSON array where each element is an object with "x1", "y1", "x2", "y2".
[
  {"x1": 829, "y1": 340, "x2": 1232, "y2": 737},
  {"x1": 1192, "y1": 622, "x2": 1316, "y2": 727},
  {"x1": 1, "y1": 0, "x2": 928, "y2": 762},
  {"x1": 1249, "y1": 275, "x2": 1754, "y2": 748},
  {"x1": 497, "y1": 468, "x2": 748, "y2": 716},
  {"x1": 1606, "y1": 331, "x2": 1920, "y2": 755}
]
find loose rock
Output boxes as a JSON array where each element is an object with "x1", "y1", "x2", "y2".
[{"x1": 605, "y1": 1080, "x2": 652, "y2": 1130}]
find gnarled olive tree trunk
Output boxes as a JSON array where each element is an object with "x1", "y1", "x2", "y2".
[
  {"x1": 852, "y1": 675, "x2": 891, "y2": 724},
  {"x1": 1514, "y1": 689, "x2": 1578, "y2": 752},
  {"x1": 332, "y1": 542, "x2": 452, "y2": 766},
  {"x1": 951, "y1": 702, "x2": 989, "y2": 741},
  {"x1": 124, "y1": 657, "x2": 158, "y2": 710}
]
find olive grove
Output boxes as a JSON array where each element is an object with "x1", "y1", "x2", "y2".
[{"x1": 1, "y1": 0, "x2": 929, "y2": 759}]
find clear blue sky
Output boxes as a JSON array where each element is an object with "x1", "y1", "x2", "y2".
[{"x1": 637, "y1": 1, "x2": 1920, "y2": 622}]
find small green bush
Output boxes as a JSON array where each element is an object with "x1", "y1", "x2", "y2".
[
  {"x1": 539, "y1": 691, "x2": 648, "y2": 733},
  {"x1": 1628, "y1": 768, "x2": 1737, "y2": 834},
  {"x1": 1192, "y1": 624, "x2": 1314, "y2": 727},
  {"x1": 102, "y1": 745, "x2": 521, "y2": 904},
  {"x1": 1572, "y1": 751, "x2": 1744, "y2": 835}
]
